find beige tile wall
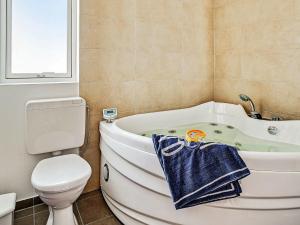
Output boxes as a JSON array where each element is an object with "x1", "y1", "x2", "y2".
[
  {"x1": 214, "y1": 0, "x2": 300, "y2": 119},
  {"x1": 80, "y1": 0, "x2": 214, "y2": 192}
]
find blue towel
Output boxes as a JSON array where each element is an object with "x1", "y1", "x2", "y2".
[{"x1": 152, "y1": 134, "x2": 250, "y2": 209}]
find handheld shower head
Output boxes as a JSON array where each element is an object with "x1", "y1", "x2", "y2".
[
  {"x1": 239, "y1": 94, "x2": 262, "y2": 119},
  {"x1": 238, "y1": 94, "x2": 256, "y2": 113},
  {"x1": 239, "y1": 94, "x2": 251, "y2": 102}
]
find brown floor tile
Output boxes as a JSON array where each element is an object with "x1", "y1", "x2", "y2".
[
  {"x1": 34, "y1": 203, "x2": 48, "y2": 214},
  {"x1": 33, "y1": 197, "x2": 43, "y2": 205},
  {"x1": 14, "y1": 214, "x2": 34, "y2": 225},
  {"x1": 16, "y1": 199, "x2": 34, "y2": 211},
  {"x1": 88, "y1": 216, "x2": 123, "y2": 225},
  {"x1": 32, "y1": 204, "x2": 82, "y2": 225},
  {"x1": 14, "y1": 190, "x2": 115, "y2": 225},
  {"x1": 34, "y1": 210, "x2": 49, "y2": 225},
  {"x1": 78, "y1": 190, "x2": 100, "y2": 201},
  {"x1": 76, "y1": 191, "x2": 112, "y2": 224},
  {"x1": 14, "y1": 207, "x2": 33, "y2": 220}
]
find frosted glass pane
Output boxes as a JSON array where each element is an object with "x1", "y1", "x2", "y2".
[{"x1": 10, "y1": 0, "x2": 68, "y2": 74}]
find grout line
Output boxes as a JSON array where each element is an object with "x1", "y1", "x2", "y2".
[
  {"x1": 32, "y1": 198, "x2": 36, "y2": 225},
  {"x1": 34, "y1": 210, "x2": 48, "y2": 216},
  {"x1": 78, "y1": 190, "x2": 100, "y2": 201},
  {"x1": 75, "y1": 202, "x2": 85, "y2": 225},
  {"x1": 14, "y1": 213, "x2": 34, "y2": 222},
  {"x1": 85, "y1": 215, "x2": 114, "y2": 225},
  {"x1": 15, "y1": 206, "x2": 33, "y2": 212},
  {"x1": 34, "y1": 202, "x2": 48, "y2": 209},
  {"x1": 212, "y1": 0, "x2": 216, "y2": 101},
  {"x1": 133, "y1": 0, "x2": 137, "y2": 114}
]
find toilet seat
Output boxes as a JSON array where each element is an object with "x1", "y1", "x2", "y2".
[{"x1": 31, "y1": 154, "x2": 91, "y2": 193}]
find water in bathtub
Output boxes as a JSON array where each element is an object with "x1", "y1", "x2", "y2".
[{"x1": 140, "y1": 122, "x2": 300, "y2": 153}]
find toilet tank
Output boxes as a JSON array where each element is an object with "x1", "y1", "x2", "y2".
[{"x1": 25, "y1": 97, "x2": 86, "y2": 154}]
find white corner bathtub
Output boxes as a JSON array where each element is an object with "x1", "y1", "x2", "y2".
[{"x1": 99, "y1": 102, "x2": 300, "y2": 225}]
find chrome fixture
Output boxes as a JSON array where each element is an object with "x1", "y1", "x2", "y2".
[
  {"x1": 267, "y1": 126, "x2": 279, "y2": 135},
  {"x1": 271, "y1": 116, "x2": 283, "y2": 121},
  {"x1": 239, "y1": 94, "x2": 262, "y2": 119}
]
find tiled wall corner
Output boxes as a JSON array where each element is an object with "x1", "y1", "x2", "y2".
[
  {"x1": 214, "y1": 0, "x2": 300, "y2": 118},
  {"x1": 80, "y1": 0, "x2": 214, "y2": 192},
  {"x1": 79, "y1": 0, "x2": 300, "y2": 192}
]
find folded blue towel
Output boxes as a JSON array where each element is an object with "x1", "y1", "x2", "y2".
[{"x1": 152, "y1": 134, "x2": 250, "y2": 209}]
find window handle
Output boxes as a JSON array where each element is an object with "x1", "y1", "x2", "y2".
[{"x1": 37, "y1": 72, "x2": 56, "y2": 77}]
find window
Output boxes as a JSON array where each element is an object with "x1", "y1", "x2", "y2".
[{"x1": 0, "y1": 0, "x2": 78, "y2": 82}]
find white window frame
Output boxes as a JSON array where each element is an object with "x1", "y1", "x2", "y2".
[{"x1": 0, "y1": 0, "x2": 79, "y2": 83}]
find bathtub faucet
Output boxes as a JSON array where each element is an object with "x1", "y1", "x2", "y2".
[{"x1": 239, "y1": 94, "x2": 262, "y2": 119}]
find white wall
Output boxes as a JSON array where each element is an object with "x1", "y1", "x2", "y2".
[{"x1": 0, "y1": 82, "x2": 78, "y2": 201}]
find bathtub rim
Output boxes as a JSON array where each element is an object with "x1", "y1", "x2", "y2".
[{"x1": 100, "y1": 101, "x2": 300, "y2": 156}]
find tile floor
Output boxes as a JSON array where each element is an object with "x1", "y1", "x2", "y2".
[{"x1": 14, "y1": 190, "x2": 122, "y2": 225}]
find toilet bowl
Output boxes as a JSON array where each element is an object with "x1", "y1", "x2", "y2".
[{"x1": 31, "y1": 154, "x2": 91, "y2": 225}]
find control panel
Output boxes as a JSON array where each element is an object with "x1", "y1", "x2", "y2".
[{"x1": 103, "y1": 108, "x2": 118, "y2": 123}]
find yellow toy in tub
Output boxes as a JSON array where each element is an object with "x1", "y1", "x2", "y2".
[{"x1": 186, "y1": 129, "x2": 206, "y2": 142}]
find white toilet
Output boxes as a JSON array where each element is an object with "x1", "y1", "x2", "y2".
[{"x1": 25, "y1": 97, "x2": 91, "y2": 225}]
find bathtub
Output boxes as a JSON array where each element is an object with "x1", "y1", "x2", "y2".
[{"x1": 99, "y1": 102, "x2": 300, "y2": 225}]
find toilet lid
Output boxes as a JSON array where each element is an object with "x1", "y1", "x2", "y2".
[{"x1": 31, "y1": 154, "x2": 91, "y2": 192}]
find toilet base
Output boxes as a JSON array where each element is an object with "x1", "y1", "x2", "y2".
[{"x1": 46, "y1": 205, "x2": 78, "y2": 225}]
